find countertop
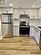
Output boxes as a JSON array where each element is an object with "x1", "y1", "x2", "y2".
[{"x1": 30, "y1": 25, "x2": 41, "y2": 31}]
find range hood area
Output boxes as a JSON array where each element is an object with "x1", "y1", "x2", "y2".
[
  {"x1": 12, "y1": 13, "x2": 30, "y2": 36},
  {"x1": 19, "y1": 14, "x2": 30, "y2": 35},
  {"x1": 20, "y1": 14, "x2": 29, "y2": 26}
]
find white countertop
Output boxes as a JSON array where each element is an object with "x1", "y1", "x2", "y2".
[{"x1": 30, "y1": 25, "x2": 41, "y2": 31}]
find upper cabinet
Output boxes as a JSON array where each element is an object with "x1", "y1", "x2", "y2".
[
  {"x1": 29, "y1": 9, "x2": 38, "y2": 18},
  {"x1": 1, "y1": 7, "x2": 13, "y2": 14},
  {"x1": 13, "y1": 9, "x2": 20, "y2": 18},
  {"x1": 13, "y1": 8, "x2": 38, "y2": 19},
  {"x1": 39, "y1": 8, "x2": 41, "y2": 18}
]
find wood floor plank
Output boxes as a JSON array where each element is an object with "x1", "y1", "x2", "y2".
[{"x1": 0, "y1": 36, "x2": 41, "y2": 55}]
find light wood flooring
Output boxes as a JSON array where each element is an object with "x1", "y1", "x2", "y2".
[{"x1": 0, "y1": 36, "x2": 41, "y2": 55}]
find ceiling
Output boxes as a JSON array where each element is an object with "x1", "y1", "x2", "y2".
[{"x1": 1, "y1": 0, "x2": 41, "y2": 8}]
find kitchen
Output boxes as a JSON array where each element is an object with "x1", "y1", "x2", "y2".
[
  {"x1": 0, "y1": 7, "x2": 41, "y2": 47},
  {"x1": 0, "y1": 0, "x2": 41, "y2": 54}
]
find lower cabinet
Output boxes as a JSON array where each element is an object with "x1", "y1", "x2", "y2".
[
  {"x1": 30, "y1": 26, "x2": 40, "y2": 44},
  {"x1": 13, "y1": 26, "x2": 19, "y2": 36},
  {"x1": 30, "y1": 26, "x2": 34, "y2": 36}
]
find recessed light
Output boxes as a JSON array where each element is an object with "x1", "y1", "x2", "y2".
[{"x1": 9, "y1": 4, "x2": 13, "y2": 6}]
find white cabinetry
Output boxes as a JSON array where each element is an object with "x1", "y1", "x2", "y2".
[
  {"x1": 13, "y1": 19, "x2": 20, "y2": 26},
  {"x1": 30, "y1": 26, "x2": 34, "y2": 37},
  {"x1": 34, "y1": 27, "x2": 40, "y2": 44},
  {"x1": 2, "y1": 7, "x2": 13, "y2": 13},
  {"x1": 13, "y1": 19, "x2": 20, "y2": 36},
  {"x1": 30, "y1": 26, "x2": 40, "y2": 44},
  {"x1": 13, "y1": 26, "x2": 19, "y2": 36},
  {"x1": 14, "y1": 10, "x2": 20, "y2": 18}
]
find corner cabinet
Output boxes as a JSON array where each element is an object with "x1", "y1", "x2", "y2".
[{"x1": 30, "y1": 26, "x2": 40, "y2": 44}]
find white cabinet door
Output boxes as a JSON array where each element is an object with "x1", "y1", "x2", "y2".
[
  {"x1": 13, "y1": 21, "x2": 20, "y2": 26},
  {"x1": 2, "y1": 8, "x2": 13, "y2": 13},
  {"x1": 30, "y1": 26, "x2": 34, "y2": 36},
  {"x1": 35, "y1": 28, "x2": 40, "y2": 44},
  {"x1": 14, "y1": 10, "x2": 20, "y2": 18},
  {"x1": 13, "y1": 26, "x2": 19, "y2": 36},
  {"x1": 30, "y1": 26, "x2": 40, "y2": 44}
]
